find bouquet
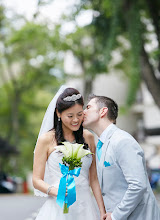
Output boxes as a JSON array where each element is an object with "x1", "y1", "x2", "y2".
[{"x1": 55, "y1": 142, "x2": 92, "y2": 213}]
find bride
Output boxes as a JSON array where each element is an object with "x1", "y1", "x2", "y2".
[{"x1": 32, "y1": 86, "x2": 106, "y2": 220}]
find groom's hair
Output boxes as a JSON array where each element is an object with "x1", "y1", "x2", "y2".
[{"x1": 89, "y1": 94, "x2": 118, "y2": 124}]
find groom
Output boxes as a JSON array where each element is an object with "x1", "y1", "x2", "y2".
[{"x1": 83, "y1": 94, "x2": 160, "y2": 220}]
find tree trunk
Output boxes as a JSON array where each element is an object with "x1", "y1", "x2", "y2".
[
  {"x1": 140, "y1": 47, "x2": 160, "y2": 108},
  {"x1": 83, "y1": 75, "x2": 93, "y2": 105}
]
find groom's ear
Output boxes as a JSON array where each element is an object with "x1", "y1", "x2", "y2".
[{"x1": 100, "y1": 107, "x2": 108, "y2": 118}]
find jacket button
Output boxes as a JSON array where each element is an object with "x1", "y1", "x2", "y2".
[{"x1": 102, "y1": 193, "x2": 105, "y2": 196}]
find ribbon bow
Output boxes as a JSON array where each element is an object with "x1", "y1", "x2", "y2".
[{"x1": 56, "y1": 163, "x2": 81, "y2": 208}]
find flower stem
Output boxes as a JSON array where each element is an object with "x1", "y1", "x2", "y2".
[
  {"x1": 69, "y1": 165, "x2": 74, "y2": 170},
  {"x1": 63, "y1": 202, "x2": 69, "y2": 213}
]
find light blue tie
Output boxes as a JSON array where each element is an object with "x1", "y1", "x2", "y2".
[{"x1": 96, "y1": 140, "x2": 103, "y2": 161}]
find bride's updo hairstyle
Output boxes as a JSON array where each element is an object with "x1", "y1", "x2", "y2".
[{"x1": 54, "y1": 88, "x2": 85, "y2": 145}]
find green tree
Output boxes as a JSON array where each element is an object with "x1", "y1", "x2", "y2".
[
  {"x1": 0, "y1": 4, "x2": 63, "y2": 175},
  {"x1": 72, "y1": 0, "x2": 160, "y2": 107},
  {"x1": 43, "y1": 0, "x2": 160, "y2": 107},
  {"x1": 59, "y1": 26, "x2": 107, "y2": 102}
]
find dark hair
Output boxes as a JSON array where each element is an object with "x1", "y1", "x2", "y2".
[
  {"x1": 53, "y1": 88, "x2": 86, "y2": 146},
  {"x1": 89, "y1": 94, "x2": 118, "y2": 124}
]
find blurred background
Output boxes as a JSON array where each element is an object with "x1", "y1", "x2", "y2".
[{"x1": 0, "y1": 0, "x2": 160, "y2": 219}]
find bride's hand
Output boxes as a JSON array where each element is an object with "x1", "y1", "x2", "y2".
[
  {"x1": 49, "y1": 185, "x2": 67, "y2": 197},
  {"x1": 49, "y1": 186, "x2": 58, "y2": 197}
]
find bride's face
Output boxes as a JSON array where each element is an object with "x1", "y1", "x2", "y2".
[{"x1": 59, "y1": 104, "x2": 84, "y2": 132}]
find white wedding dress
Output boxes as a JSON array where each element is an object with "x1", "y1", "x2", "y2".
[{"x1": 35, "y1": 149, "x2": 99, "y2": 220}]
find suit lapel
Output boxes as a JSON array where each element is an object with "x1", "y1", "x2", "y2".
[
  {"x1": 97, "y1": 124, "x2": 118, "y2": 188},
  {"x1": 98, "y1": 139, "x2": 110, "y2": 188}
]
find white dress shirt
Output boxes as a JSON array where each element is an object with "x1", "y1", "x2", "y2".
[{"x1": 99, "y1": 123, "x2": 114, "y2": 143}]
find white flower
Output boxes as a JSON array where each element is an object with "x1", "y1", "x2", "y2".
[
  {"x1": 77, "y1": 145, "x2": 92, "y2": 159},
  {"x1": 55, "y1": 142, "x2": 92, "y2": 159},
  {"x1": 55, "y1": 144, "x2": 71, "y2": 157},
  {"x1": 72, "y1": 143, "x2": 83, "y2": 158}
]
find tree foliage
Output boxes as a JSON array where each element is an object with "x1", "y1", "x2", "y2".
[
  {"x1": 54, "y1": 0, "x2": 160, "y2": 107},
  {"x1": 1, "y1": 0, "x2": 160, "y2": 177},
  {"x1": 0, "y1": 3, "x2": 64, "y2": 176},
  {"x1": 80, "y1": 0, "x2": 160, "y2": 107}
]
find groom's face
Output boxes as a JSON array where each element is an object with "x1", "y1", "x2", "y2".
[{"x1": 83, "y1": 98, "x2": 100, "y2": 129}]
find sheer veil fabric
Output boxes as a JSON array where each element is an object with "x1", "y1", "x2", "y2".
[{"x1": 33, "y1": 85, "x2": 68, "y2": 197}]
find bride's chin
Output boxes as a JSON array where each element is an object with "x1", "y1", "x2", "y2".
[{"x1": 73, "y1": 127, "x2": 80, "y2": 131}]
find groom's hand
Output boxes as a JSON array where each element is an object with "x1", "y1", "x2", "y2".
[
  {"x1": 103, "y1": 212, "x2": 112, "y2": 220},
  {"x1": 102, "y1": 213, "x2": 108, "y2": 220}
]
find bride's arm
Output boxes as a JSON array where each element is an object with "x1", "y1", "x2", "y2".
[
  {"x1": 32, "y1": 133, "x2": 58, "y2": 197},
  {"x1": 83, "y1": 130, "x2": 106, "y2": 219}
]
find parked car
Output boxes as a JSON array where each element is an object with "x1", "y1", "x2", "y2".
[{"x1": 0, "y1": 172, "x2": 17, "y2": 193}]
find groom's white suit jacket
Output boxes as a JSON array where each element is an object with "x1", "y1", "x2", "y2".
[{"x1": 96, "y1": 124, "x2": 160, "y2": 220}]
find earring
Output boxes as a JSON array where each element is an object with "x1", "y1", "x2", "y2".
[{"x1": 58, "y1": 117, "x2": 61, "y2": 121}]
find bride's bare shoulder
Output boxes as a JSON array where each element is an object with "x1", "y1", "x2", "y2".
[
  {"x1": 35, "y1": 130, "x2": 56, "y2": 153},
  {"x1": 83, "y1": 129, "x2": 96, "y2": 152},
  {"x1": 83, "y1": 129, "x2": 94, "y2": 141},
  {"x1": 38, "y1": 130, "x2": 55, "y2": 143}
]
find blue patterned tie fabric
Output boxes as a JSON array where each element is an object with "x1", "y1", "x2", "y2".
[{"x1": 96, "y1": 140, "x2": 103, "y2": 161}]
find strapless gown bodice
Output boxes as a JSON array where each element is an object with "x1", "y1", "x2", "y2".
[
  {"x1": 47, "y1": 149, "x2": 92, "y2": 189},
  {"x1": 35, "y1": 149, "x2": 99, "y2": 220}
]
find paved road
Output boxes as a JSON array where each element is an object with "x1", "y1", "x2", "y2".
[
  {"x1": 0, "y1": 193, "x2": 159, "y2": 220},
  {"x1": 0, "y1": 194, "x2": 46, "y2": 220}
]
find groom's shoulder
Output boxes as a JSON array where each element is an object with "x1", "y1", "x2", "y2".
[
  {"x1": 112, "y1": 127, "x2": 135, "y2": 143},
  {"x1": 111, "y1": 128, "x2": 143, "y2": 156}
]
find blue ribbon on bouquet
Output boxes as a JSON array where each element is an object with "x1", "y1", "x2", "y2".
[{"x1": 56, "y1": 163, "x2": 81, "y2": 208}]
